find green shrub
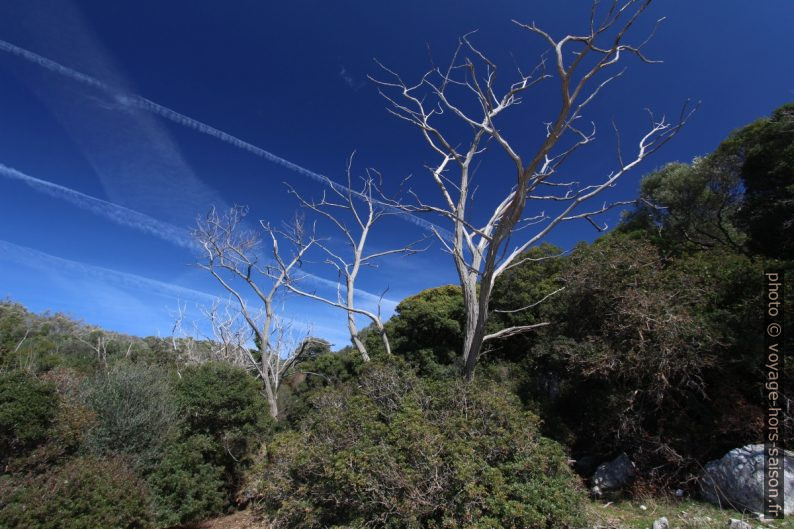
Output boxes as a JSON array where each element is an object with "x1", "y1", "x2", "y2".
[
  {"x1": 174, "y1": 362, "x2": 270, "y2": 462},
  {"x1": 280, "y1": 350, "x2": 364, "y2": 426},
  {"x1": 5, "y1": 391, "x2": 96, "y2": 473},
  {"x1": 489, "y1": 243, "x2": 567, "y2": 361},
  {"x1": 2, "y1": 368, "x2": 97, "y2": 474},
  {"x1": 148, "y1": 434, "x2": 228, "y2": 527},
  {"x1": 82, "y1": 362, "x2": 179, "y2": 467},
  {"x1": 0, "y1": 456, "x2": 152, "y2": 529},
  {"x1": 170, "y1": 361, "x2": 272, "y2": 515},
  {"x1": 0, "y1": 370, "x2": 57, "y2": 460},
  {"x1": 361, "y1": 285, "x2": 465, "y2": 377},
  {"x1": 253, "y1": 360, "x2": 586, "y2": 529}
]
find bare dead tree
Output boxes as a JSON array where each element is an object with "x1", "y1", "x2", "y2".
[
  {"x1": 13, "y1": 329, "x2": 30, "y2": 354},
  {"x1": 282, "y1": 155, "x2": 424, "y2": 361},
  {"x1": 170, "y1": 298, "x2": 260, "y2": 369},
  {"x1": 199, "y1": 299, "x2": 254, "y2": 367},
  {"x1": 371, "y1": 0, "x2": 696, "y2": 380},
  {"x1": 72, "y1": 326, "x2": 112, "y2": 373},
  {"x1": 169, "y1": 299, "x2": 203, "y2": 367},
  {"x1": 194, "y1": 205, "x2": 317, "y2": 419}
]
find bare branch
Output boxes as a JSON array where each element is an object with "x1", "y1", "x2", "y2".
[
  {"x1": 483, "y1": 322, "x2": 551, "y2": 342},
  {"x1": 284, "y1": 157, "x2": 425, "y2": 359},
  {"x1": 493, "y1": 287, "x2": 567, "y2": 314}
]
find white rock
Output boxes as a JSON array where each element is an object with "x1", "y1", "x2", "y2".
[
  {"x1": 727, "y1": 518, "x2": 752, "y2": 529},
  {"x1": 652, "y1": 516, "x2": 669, "y2": 529},
  {"x1": 700, "y1": 445, "x2": 793, "y2": 516}
]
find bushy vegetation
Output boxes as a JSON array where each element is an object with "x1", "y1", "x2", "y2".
[
  {"x1": 174, "y1": 362, "x2": 270, "y2": 456},
  {"x1": 148, "y1": 434, "x2": 229, "y2": 527},
  {"x1": 381, "y1": 285, "x2": 465, "y2": 375},
  {"x1": 82, "y1": 362, "x2": 179, "y2": 466},
  {"x1": 0, "y1": 370, "x2": 57, "y2": 461},
  {"x1": 0, "y1": 456, "x2": 152, "y2": 529},
  {"x1": 253, "y1": 360, "x2": 586, "y2": 529},
  {"x1": 0, "y1": 103, "x2": 791, "y2": 526},
  {"x1": 0, "y1": 316, "x2": 274, "y2": 527},
  {"x1": 517, "y1": 238, "x2": 767, "y2": 482}
]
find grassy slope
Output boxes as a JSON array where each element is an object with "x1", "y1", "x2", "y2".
[
  {"x1": 181, "y1": 499, "x2": 793, "y2": 529},
  {"x1": 585, "y1": 499, "x2": 792, "y2": 529}
]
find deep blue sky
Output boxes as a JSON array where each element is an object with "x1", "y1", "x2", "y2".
[{"x1": 1, "y1": 0, "x2": 792, "y2": 347}]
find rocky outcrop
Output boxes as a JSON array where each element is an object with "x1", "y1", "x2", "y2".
[
  {"x1": 591, "y1": 452, "x2": 636, "y2": 497},
  {"x1": 700, "y1": 444, "x2": 793, "y2": 515}
]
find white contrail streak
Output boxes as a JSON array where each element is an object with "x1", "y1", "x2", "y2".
[
  {"x1": 0, "y1": 239, "x2": 217, "y2": 304},
  {"x1": 0, "y1": 163, "x2": 397, "y2": 308},
  {"x1": 0, "y1": 39, "x2": 111, "y2": 92},
  {"x1": 0, "y1": 163, "x2": 196, "y2": 250},
  {"x1": 0, "y1": 239, "x2": 341, "y2": 336},
  {"x1": 0, "y1": 38, "x2": 452, "y2": 239}
]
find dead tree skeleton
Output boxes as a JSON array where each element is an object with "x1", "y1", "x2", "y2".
[
  {"x1": 282, "y1": 156, "x2": 424, "y2": 361},
  {"x1": 371, "y1": 0, "x2": 695, "y2": 379},
  {"x1": 194, "y1": 205, "x2": 317, "y2": 419}
]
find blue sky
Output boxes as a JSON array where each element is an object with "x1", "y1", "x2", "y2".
[{"x1": 1, "y1": 0, "x2": 792, "y2": 348}]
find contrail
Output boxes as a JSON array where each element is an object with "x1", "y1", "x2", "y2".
[
  {"x1": 0, "y1": 162, "x2": 397, "y2": 309},
  {"x1": 0, "y1": 38, "x2": 452, "y2": 239},
  {"x1": 0, "y1": 39, "x2": 111, "y2": 92},
  {"x1": 0, "y1": 239, "x2": 340, "y2": 337},
  {"x1": 0, "y1": 239, "x2": 217, "y2": 304},
  {"x1": 0, "y1": 163, "x2": 196, "y2": 250}
]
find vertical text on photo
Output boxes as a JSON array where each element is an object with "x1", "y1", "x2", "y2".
[{"x1": 764, "y1": 270, "x2": 785, "y2": 519}]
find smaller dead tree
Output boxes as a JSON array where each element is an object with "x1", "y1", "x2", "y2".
[
  {"x1": 283, "y1": 156, "x2": 424, "y2": 361},
  {"x1": 72, "y1": 326, "x2": 112, "y2": 373},
  {"x1": 169, "y1": 300, "x2": 203, "y2": 366},
  {"x1": 199, "y1": 299, "x2": 256, "y2": 368},
  {"x1": 194, "y1": 205, "x2": 316, "y2": 419}
]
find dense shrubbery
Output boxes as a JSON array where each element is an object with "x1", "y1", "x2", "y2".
[
  {"x1": 280, "y1": 348, "x2": 365, "y2": 426},
  {"x1": 170, "y1": 362, "x2": 271, "y2": 511},
  {"x1": 525, "y1": 238, "x2": 761, "y2": 472},
  {"x1": 82, "y1": 362, "x2": 179, "y2": 467},
  {"x1": 0, "y1": 456, "x2": 152, "y2": 529},
  {"x1": 0, "y1": 370, "x2": 57, "y2": 461},
  {"x1": 253, "y1": 360, "x2": 586, "y2": 529},
  {"x1": 0, "y1": 334, "x2": 275, "y2": 527},
  {"x1": 174, "y1": 362, "x2": 270, "y2": 450},
  {"x1": 484, "y1": 235, "x2": 784, "y2": 487},
  {"x1": 5, "y1": 369, "x2": 96, "y2": 474},
  {"x1": 380, "y1": 285, "x2": 465, "y2": 375},
  {"x1": 148, "y1": 434, "x2": 228, "y2": 527}
]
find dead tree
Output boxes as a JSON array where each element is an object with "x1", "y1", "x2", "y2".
[
  {"x1": 169, "y1": 300, "x2": 204, "y2": 366},
  {"x1": 371, "y1": 0, "x2": 695, "y2": 380},
  {"x1": 72, "y1": 326, "x2": 112, "y2": 373},
  {"x1": 282, "y1": 156, "x2": 423, "y2": 361},
  {"x1": 194, "y1": 205, "x2": 316, "y2": 419}
]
